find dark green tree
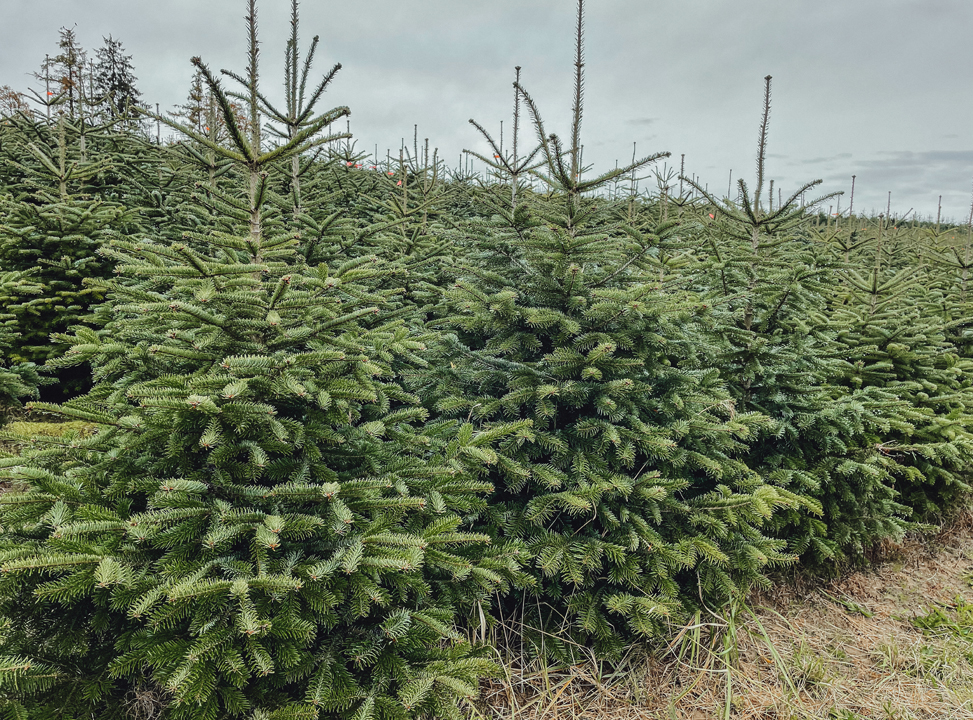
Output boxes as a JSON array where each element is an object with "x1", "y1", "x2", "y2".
[
  {"x1": 828, "y1": 221, "x2": 973, "y2": 520},
  {"x1": 0, "y1": 5, "x2": 529, "y2": 718},
  {"x1": 421, "y1": 2, "x2": 796, "y2": 658},
  {"x1": 683, "y1": 77, "x2": 915, "y2": 560},
  {"x1": 92, "y1": 35, "x2": 143, "y2": 124},
  {"x1": 0, "y1": 112, "x2": 132, "y2": 398},
  {"x1": 0, "y1": 269, "x2": 45, "y2": 418}
]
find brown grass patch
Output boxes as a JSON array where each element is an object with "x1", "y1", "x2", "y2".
[{"x1": 476, "y1": 514, "x2": 973, "y2": 719}]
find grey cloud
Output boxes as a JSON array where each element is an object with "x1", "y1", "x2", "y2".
[
  {"x1": 816, "y1": 150, "x2": 973, "y2": 222},
  {"x1": 0, "y1": 0, "x2": 970, "y2": 218},
  {"x1": 796, "y1": 153, "x2": 854, "y2": 166}
]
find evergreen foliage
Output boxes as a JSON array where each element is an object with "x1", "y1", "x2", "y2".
[
  {"x1": 92, "y1": 36, "x2": 143, "y2": 124},
  {"x1": 0, "y1": 269, "x2": 45, "y2": 418},
  {"x1": 0, "y1": 237, "x2": 525, "y2": 719},
  {"x1": 828, "y1": 222, "x2": 973, "y2": 520},
  {"x1": 45, "y1": 27, "x2": 87, "y2": 120},
  {"x1": 0, "y1": 112, "x2": 133, "y2": 398},
  {"x1": 681, "y1": 77, "x2": 924, "y2": 561},
  {"x1": 0, "y1": 1, "x2": 969, "y2": 716},
  {"x1": 421, "y1": 12, "x2": 797, "y2": 657},
  {"x1": 176, "y1": 69, "x2": 207, "y2": 136},
  {"x1": 0, "y1": 12, "x2": 528, "y2": 718}
]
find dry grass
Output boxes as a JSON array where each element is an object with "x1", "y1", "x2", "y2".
[
  {"x1": 121, "y1": 681, "x2": 171, "y2": 720},
  {"x1": 476, "y1": 514, "x2": 973, "y2": 720}
]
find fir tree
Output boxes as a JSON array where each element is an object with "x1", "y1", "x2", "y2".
[
  {"x1": 463, "y1": 65, "x2": 542, "y2": 214},
  {"x1": 929, "y1": 220, "x2": 973, "y2": 357},
  {"x1": 683, "y1": 77, "x2": 915, "y2": 559},
  {"x1": 0, "y1": 7, "x2": 528, "y2": 718},
  {"x1": 48, "y1": 26, "x2": 88, "y2": 120},
  {"x1": 0, "y1": 269, "x2": 45, "y2": 418},
  {"x1": 177, "y1": 68, "x2": 206, "y2": 135},
  {"x1": 0, "y1": 112, "x2": 132, "y2": 398},
  {"x1": 256, "y1": 0, "x2": 342, "y2": 216},
  {"x1": 828, "y1": 222, "x2": 973, "y2": 520},
  {"x1": 422, "y1": 1, "x2": 794, "y2": 657},
  {"x1": 92, "y1": 35, "x2": 143, "y2": 124},
  {"x1": 306, "y1": 136, "x2": 465, "y2": 319}
]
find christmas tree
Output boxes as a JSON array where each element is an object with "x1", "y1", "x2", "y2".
[
  {"x1": 683, "y1": 77, "x2": 914, "y2": 559},
  {"x1": 0, "y1": 5, "x2": 528, "y2": 718},
  {"x1": 422, "y1": 2, "x2": 795, "y2": 658},
  {"x1": 92, "y1": 35, "x2": 143, "y2": 126},
  {"x1": 0, "y1": 111, "x2": 133, "y2": 398},
  {"x1": 828, "y1": 217, "x2": 973, "y2": 521},
  {"x1": 0, "y1": 268, "x2": 45, "y2": 419}
]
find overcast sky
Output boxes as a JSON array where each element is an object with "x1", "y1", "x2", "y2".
[{"x1": 1, "y1": 0, "x2": 970, "y2": 221}]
